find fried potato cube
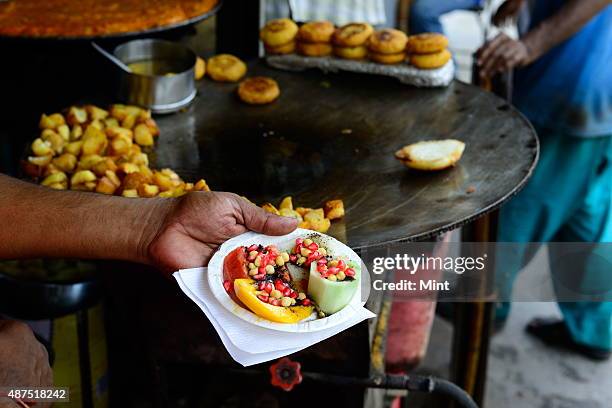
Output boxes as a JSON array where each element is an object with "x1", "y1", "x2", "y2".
[
  {"x1": 43, "y1": 163, "x2": 61, "y2": 176},
  {"x1": 89, "y1": 120, "x2": 105, "y2": 131},
  {"x1": 40, "y1": 113, "x2": 66, "y2": 129},
  {"x1": 138, "y1": 165, "x2": 154, "y2": 181},
  {"x1": 70, "y1": 125, "x2": 83, "y2": 141},
  {"x1": 95, "y1": 177, "x2": 118, "y2": 195},
  {"x1": 77, "y1": 154, "x2": 104, "y2": 171},
  {"x1": 106, "y1": 126, "x2": 133, "y2": 140},
  {"x1": 118, "y1": 162, "x2": 140, "y2": 176},
  {"x1": 31, "y1": 138, "x2": 53, "y2": 156},
  {"x1": 41, "y1": 172, "x2": 68, "y2": 188},
  {"x1": 303, "y1": 208, "x2": 331, "y2": 233},
  {"x1": 52, "y1": 153, "x2": 77, "y2": 173},
  {"x1": 304, "y1": 208, "x2": 325, "y2": 220},
  {"x1": 279, "y1": 208, "x2": 303, "y2": 222},
  {"x1": 71, "y1": 170, "x2": 97, "y2": 190},
  {"x1": 138, "y1": 183, "x2": 160, "y2": 198},
  {"x1": 65, "y1": 141, "x2": 83, "y2": 156},
  {"x1": 307, "y1": 216, "x2": 331, "y2": 233},
  {"x1": 324, "y1": 199, "x2": 345, "y2": 220},
  {"x1": 66, "y1": 107, "x2": 88, "y2": 126},
  {"x1": 152, "y1": 171, "x2": 174, "y2": 191},
  {"x1": 122, "y1": 189, "x2": 139, "y2": 198},
  {"x1": 110, "y1": 105, "x2": 129, "y2": 121},
  {"x1": 122, "y1": 114, "x2": 137, "y2": 130},
  {"x1": 104, "y1": 118, "x2": 120, "y2": 129},
  {"x1": 82, "y1": 125, "x2": 108, "y2": 156},
  {"x1": 193, "y1": 179, "x2": 211, "y2": 192},
  {"x1": 158, "y1": 190, "x2": 175, "y2": 198},
  {"x1": 48, "y1": 182, "x2": 68, "y2": 190},
  {"x1": 92, "y1": 158, "x2": 118, "y2": 177},
  {"x1": 184, "y1": 182, "x2": 194, "y2": 192},
  {"x1": 279, "y1": 196, "x2": 293, "y2": 210},
  {"x1": 57, "y1": 124, "x2": 70, "y2": 141},
  {"x1": 298, "y1": 221, "x2": 311, "y2": 229},
  {"x1": 141, "y1": 118, "x2": 160, "y2": 137},
  {"x1": 195, "y1": 57, "x2": 206, "y2": 80},
  {"x1": 41, "y1": 129, "x2": 64, "y2": 153},
  {"x1": 105, "y1": 170, "x2": 121, "y2": 187},
  {"x1": 261, "y1": 203, "x2": 280, "y2": 215},
  {"x1": 110, "y1": 133, "x2": 133, "y2": 156},
  {"x1": 121, "y1": 172, "x2": 149, "y2": 191},
  {"x1": 295, "y1": 207, "x2": 313, "y2": 217},
  {"x1": 134, "y1": 124, "x2": 154, "y2": 147},
  {"x1": 85, "y1": 105, "x2": 109, "y2": 121},
  {"x1": 28, "y1": 155, "x2": 52, "y2": 167}
]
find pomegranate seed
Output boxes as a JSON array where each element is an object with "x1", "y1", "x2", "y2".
[
  {"x1": 301, "y1": 299, "x2": 311, "y2": 306},
  {"x1": 223, "y1": 280, "x2": 231, "y2": 292},
  {"x1": 345, "y1": 268, "x2": 355, "y2": 277},
  {"x1": 275, "y1": 281, "x2": 286, "y2": 291},
  {"x1": 258, "y1": 281, "x2": 266, "y2": 291},
  {"x1": 320, "y1": 271, "x2": 328, "y2": 278},
  {"x1": 317, "y1": 258, "x2": 328, "y2": 265},
  {"x1": 289, "y1": 291, "x2": 298, "y2": 299},
  {"x1": 257, "y1": 295, "x2": 269, "y2": 302},
  {"x1": 289, "y1": 254, "x2": 297, "y2": 262},
  {"x1": 270, "y1": 299, "x2": 281, "y2": 306},
  {"x1": 317, "y1": 264, "x2": 327, "y2": 273},
  {"x1": 328, "y1": 267, "x2": 339, "y2": 274},
  {"x1": 337, "y1": 260, "x2": 346, "y2": 270},
  {"x1": 283, "y1": 287, "x2": 292, "y2": 296},
  {"x1": 296, "y1": 238, "x2": 303, "y2": 245},
  {"x1": 264, "y1": 282, "x2": 273, "y2": 293},
  {"x1": 308, "y1": 243, "x2": 318, "y2": 251},
  {"x1": 248, "y1": 244, "x2": 258, "y2": 252},
  {"x1": 253, "y1": 274, "x2": 265, "y2": 280}
]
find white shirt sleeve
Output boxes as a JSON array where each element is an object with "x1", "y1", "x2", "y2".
[{"x1": 266, "y1": 0, "x2": 387, "y2": 26}]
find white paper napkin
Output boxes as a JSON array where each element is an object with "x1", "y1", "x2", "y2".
[{"x1": 174, "y1": 267, "x2": 376, "y2": 367}]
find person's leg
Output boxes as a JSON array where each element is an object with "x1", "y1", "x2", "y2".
[
  {"x1": 409, "y1": 0, "x2": 481, "y2": 34},
  {"x1": 552, "y1": 135, "x2": 612, "y2": 351},
  {"x1": 495, "y1": 129, "x2": 597, "y2": 324}
]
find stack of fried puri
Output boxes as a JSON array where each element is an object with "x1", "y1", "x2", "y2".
[
  {"x1": 260, "y1": 18, "x2": 299, "y2": 55},
  {"x1": 296, "y1": 20, "x2": 335, "y2": 57},
  {"x1": 367, "y1": 28, "x2": 408, "y2": 64},
  {"x1": 406, "y1": 33, "x2": 451, "y2": 69},
  {"x1": 332, "y1": 22, "x2": 373, "y2": 60}
]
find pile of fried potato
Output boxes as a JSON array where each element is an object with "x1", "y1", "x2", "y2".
[
  {"x1": 261, "y1": 196, "x2": 344, "y2": 233},
  {"x1": 24, "y1": 104, "x2": 210, "y2": 197}
]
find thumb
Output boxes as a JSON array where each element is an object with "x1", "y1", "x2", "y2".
[{"x1": 238, "y1": 199, "x2": 298, "y2": 236}]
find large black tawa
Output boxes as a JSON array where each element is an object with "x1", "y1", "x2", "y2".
[{"x1": 154, "y1": 61, "x2": 538, "y2": 249}]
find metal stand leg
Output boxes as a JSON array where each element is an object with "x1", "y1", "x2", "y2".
[
  {"x1": 452, "y1": 212, "x2": 498, "y2": 406},
  {"x1": 77, "y1": 309, "x2": 94, "y2": 408}
]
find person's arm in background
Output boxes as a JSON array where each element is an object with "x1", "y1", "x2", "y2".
[
  {"x1": 0, "y1": 173, "x2": 297, "y2": 274},
  {"x1": 477, "y1": 0, "x2": 610, "y2": 78}
]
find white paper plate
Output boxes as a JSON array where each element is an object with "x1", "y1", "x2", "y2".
[{"x1": 207, "y1": 228, "x2": 369, "y2": 333}]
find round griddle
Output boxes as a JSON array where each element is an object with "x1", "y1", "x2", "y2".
[
  {"x1": 153, "y1": 61, "x2": 539, "y2": 250},
  {"x1": 0, "y1": 0, "x2": 221, "y2": 42}
]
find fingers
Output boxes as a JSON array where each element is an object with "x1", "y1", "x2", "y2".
[
  {"x1": 478, "y1": 35, "x2": 526, "y2": 78},
  {"x1": 478, "y1": 33, "x2": 508, "y2": 63},
  {"x1": 237, "y1": 198, "x2": 298, "y2": 236}
]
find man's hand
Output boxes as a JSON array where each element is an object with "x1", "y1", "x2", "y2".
[
  {"x1": 492, "y1": 0, "x2": 525, "y2": 27},
  {"x1": 0, "y1": 320, "x2": 53, "y2": 388},
  {"x1": 145, "y1": 192, "x2": 298, "y2": 274},
  {"x1": 477, "y1": 33, "x2": 532, "y2": 79}
]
